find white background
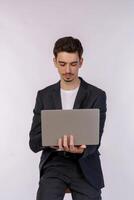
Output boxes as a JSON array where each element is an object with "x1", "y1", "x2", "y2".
[{"x1": 0, "y1": 0, "x2": 134, "y2": 199}]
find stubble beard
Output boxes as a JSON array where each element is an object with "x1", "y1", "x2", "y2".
[
  {"x1": 62, "y1": 73, "x2": 74, "y2": 82},
  {"x1": 63, "y1": 78, "x2": 74, "y2": 82}
]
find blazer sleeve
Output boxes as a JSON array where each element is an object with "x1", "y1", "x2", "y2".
[
  {"x1": 29, "y1": 91, "x2": 45, "y2": 153},
  {"x1": 81, "y1": 91, "x2": 107, "y2": 158}
]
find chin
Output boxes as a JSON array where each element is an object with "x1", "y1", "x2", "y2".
[
  {"x1": 62, "y1": 75, "x2": 74, "y2": 82},
  {"x1": 63, "y1": 78, "x2": 73, "y2": 82}
]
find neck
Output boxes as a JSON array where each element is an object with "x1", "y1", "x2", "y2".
[{"x1": 60, "y1": 77, "x2": 80, "y2": 90}]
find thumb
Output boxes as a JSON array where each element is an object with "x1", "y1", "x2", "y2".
[{"x1": 80, "y1": 144, "x2": 86, "y2": 148}]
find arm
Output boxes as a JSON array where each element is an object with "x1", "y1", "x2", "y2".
[
  {"x1": 29, "y1": 91, "x2": 44, "y2": 153},
  {"x1": 81, "y1": 91, "x2": 107, "y2": 158}
]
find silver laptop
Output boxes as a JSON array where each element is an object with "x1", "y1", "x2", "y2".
[{"x1": 41, "y1": 109, "x2": 100, "y2": 146}]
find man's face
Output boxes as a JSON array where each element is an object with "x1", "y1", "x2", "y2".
[{"x1": 53, "y1": 52, "x2": 83, "y2": 83}]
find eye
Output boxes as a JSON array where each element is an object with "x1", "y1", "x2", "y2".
[
  {"x1": 71, "y1": 63, "x2": 77, "y2": 66},
  {"x1": 59, "y1": 62, "x2": 66, "y2": 66},
  {"x1": 60, "y1": 63, "x2": 65, "y2": 67}
]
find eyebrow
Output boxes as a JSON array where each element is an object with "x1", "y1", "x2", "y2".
[{"x1": 58, "y1": 61, "x2": 78, "y2": 64}]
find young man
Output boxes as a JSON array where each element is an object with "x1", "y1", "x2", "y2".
[{"x1": 29, "y1": 36, "x2": 107, "y2": 200}]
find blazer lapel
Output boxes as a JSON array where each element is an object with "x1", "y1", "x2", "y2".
[
  {"x1": 73, "y1": 77, "x2": 88, "y2": 109},
  {"x1": 52, "y1": 81, "x2": 62, "y2": 109}
]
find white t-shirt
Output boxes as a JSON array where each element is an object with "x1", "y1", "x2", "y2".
[{"x1": 60, "y1": 86, "x2": 79, "y2": 110}]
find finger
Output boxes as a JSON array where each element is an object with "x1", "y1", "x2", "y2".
[
  {"x1": 79, "y1": 144, "x2": 86, "y2": 149},
  {"x1": 63, "y1": 135, "x2": 69, "y2": 151},
  {"x1": 77, "y1": 144, "x2": 86, "y2": 154},
  {"x1": 69, "y1": 135, "x2": 75, "y2": 151},
  {"x1": 58, "y1": 138, "x2": 63, "y2": 150},
  {"x1": 74, "y1": 146, "x2": 84, "y2": 153}
]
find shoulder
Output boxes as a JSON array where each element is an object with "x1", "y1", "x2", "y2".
[
  {"x1": 37, "y1": 81, "x2": 59, "y2": 96},
  {"x1": 81, "y1": 78, "x2": 107, "y2": 109},
  {"x1": 80, "y1": 77, "x2": 106, "y2": 97}
]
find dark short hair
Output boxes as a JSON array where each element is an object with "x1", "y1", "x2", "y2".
[{"x1": 53, "y1": 36, "x2": 83, "y2": 59}]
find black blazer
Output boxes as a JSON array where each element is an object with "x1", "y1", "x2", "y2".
[{"x1": 29, "y1": 77, "x2": 107, "y2": 189}]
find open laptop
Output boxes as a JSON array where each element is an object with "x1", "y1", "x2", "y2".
[{"x1": 41, "y1": 109, "x2": 100, "y2": 146}]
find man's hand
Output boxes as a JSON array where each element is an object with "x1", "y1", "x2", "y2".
[{"x1": 58, "y1": 135, "x2": 86, "y2": 154}]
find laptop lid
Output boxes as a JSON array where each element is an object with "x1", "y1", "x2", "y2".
[{"x1": 41, "y1": 109, "x2": 100, "y2": 146}]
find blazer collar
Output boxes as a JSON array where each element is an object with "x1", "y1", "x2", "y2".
[{"x1": 52, "y1": 77, "x2": 88, "y2": 109}]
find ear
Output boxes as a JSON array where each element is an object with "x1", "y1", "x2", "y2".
[
  {"x1": 79, "y1": 57, "x2": 83, "y2": 68},
  {"x1": 53, "y1": 57, "x2": 58, "y2": 68}
]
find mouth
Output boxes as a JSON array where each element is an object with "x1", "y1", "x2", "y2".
[
  {"x1": 64, "y1": 74, "x2": 73, "y2": 78},
  {"x1": 63, "y1": 74, "x2": 74, "y2": 82}
]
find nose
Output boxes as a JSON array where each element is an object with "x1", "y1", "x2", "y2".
[{"x1": 65, "y1": 65, "x2": 71, "y2": 73}]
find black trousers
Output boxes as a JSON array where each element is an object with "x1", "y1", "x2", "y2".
[{"x1": 36, "y1": 152, "x2": 102, "y2": 200}]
